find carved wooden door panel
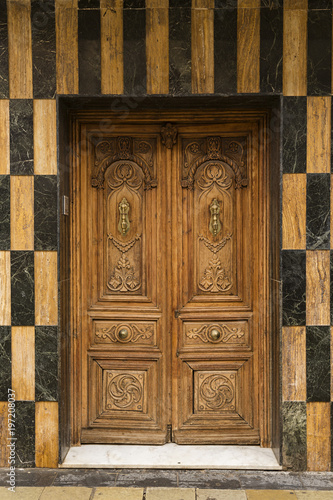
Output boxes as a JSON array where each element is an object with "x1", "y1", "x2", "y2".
[
  {"x1": 171, "y1": 122, "x2": 266, "y2": 444},
  {"x1": 74, "y1": 113, "x2": 269, "y2": 446}
]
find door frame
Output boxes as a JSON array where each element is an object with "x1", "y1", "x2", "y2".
[{"x1": 59, "y1": 101, "x2": 280, "y2": 461}]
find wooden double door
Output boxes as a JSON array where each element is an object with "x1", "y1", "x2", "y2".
[{"x1": 72, "y1": 111, "x2": 270, "y2": 446}]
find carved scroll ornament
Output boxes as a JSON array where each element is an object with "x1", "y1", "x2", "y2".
[
  {"x1": 95, "y1": 323, "x2": 154, "y2": 344},
  {"x1": 182, "y1": 136, "x2": 247, "y2": 190},
  {"x1": 186, "y1": 323, "x2": 245, "y2": 344},
  {"x1": 91, "y1": 136, "x2": 157, "y2": 190}
]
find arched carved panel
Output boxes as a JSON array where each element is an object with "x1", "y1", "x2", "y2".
[
  {"x1": 105, "y1": 161, "x2": 144, "y2": 295},
  {"x1": 194, "y1": 161, "x2": 236, "y2": 295}
]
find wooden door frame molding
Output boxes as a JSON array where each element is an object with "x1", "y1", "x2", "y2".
[{"x1": 59, "y1": 101, "x2": 280, "y2": 462}]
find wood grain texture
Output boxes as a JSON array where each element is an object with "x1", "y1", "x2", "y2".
[
  {"x1": 35, "y1": 402, "x2": 59, "y2": 468},
  {"x1": 7, "y1": 0, "x2": 33, "y2": 98},
  {"x1": 307, "y1": 97, "x2": 331, "y2": 174},
  {"x1": 307, "y1": 402, "x2": 331, "y2": 471},
  {"x1": 12, "y1": 326, "x2": 35, "y2": 401},
  {"x1": 306, "y1": 251, "x2": 330, "y2": 326},
  {"x1": 282, "y1": 174, "x2": 306, "y2": 250},
  {"x1": 191, "y1": 0, "x2": 214, "y2": 94},
  {"x1": 0, "y1": 403, "x2": 10, "y2": 467},
  {"x1": 146, "y1": 2, "x2": 169, "y2": 95},
  {"x1": 0, "y1": 100, "x2": 9, "y2": 175},
  {"x1": 283, "y1": 8, "x2": 307, "y2": 96},
  {"x1": 0, "y1": 252, "x2": 10, "y2": 326},
  {"x1": 100, "y1": 0, "x2": 123, "y2": 95},
  {"x1": 10, "y1": 176, "x2": 34, "y2": 251},
  {"x1": 238, "y1": 0, "x2": 260, "y2": 9},
  {"x1": 284, "y1": 0, "x2": 308, "y2": 9},
  {"x1": 34, "y1": 100, "x2": 57, "y2": 175},
  {"x1": 237, "y1": 6, "x2": 260, "y2": 93},
  {"x1": 55, "y1": 0, "x2": 79, "y2": 94},
  {"x1": 331, "y1": 175, "x2": 333, "y2": 249},
  {"x1": 35, "y1": 251, "x2": 58, "y2": 326},
  {"x1": 282, "y1": 327, "x2": 306, "y2": 402}
]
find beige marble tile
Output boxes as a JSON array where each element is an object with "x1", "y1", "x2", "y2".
[
  {"x1": 146, "y1": 487, "x2": 195, "y2": 500},
  {"x1": 94, "y1": 487, "x2": 144, "y2": 499},
  {"x1": 246, "y1": 491, "x2": 297, "y2": 499},
  {"x1": 0, "y1": 488, "x2": 44, "y2": 499},
  {"x1": 296, "y1": 492, "x2": 333, "y2": 499},
  {"x1": 197, "y1": 489, "x2": 247, "y2": 499},
  {"x1": 40, "y1": 487, "x2": 92, "y2": 499}
]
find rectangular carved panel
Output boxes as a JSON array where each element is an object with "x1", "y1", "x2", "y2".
[
  {"x1": 93, "y1": 320, "x2": 156, "y2": 347},
  {"x1": 183, "y1": 321, "x2": 250, "y2": 349}
]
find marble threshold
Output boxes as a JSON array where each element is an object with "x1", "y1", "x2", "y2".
[{"x1": 61, "y1": 444, "x2": 282, "y2": 470}]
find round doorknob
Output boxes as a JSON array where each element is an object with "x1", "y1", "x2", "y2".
[
  {"x1": 210, "y1": 328, "x2": 221, "y2": 341},
  {"x1": 118, "y1": 328, "x2": 129, "y2": 340}
]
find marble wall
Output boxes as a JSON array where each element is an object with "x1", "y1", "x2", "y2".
[{"x1": 0, "y1": 0, "x2": 332, "y2": 471}]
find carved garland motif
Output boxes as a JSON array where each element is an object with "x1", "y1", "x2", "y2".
[
  {"x1": 199, "y1": 255, "x2": 232, "y2": 293},
  {"x1": 108, "y1": 373, "x2": 143, "y2": 409},
  {"x1": 95, "y1": 323, "x2": 154, "y2": 344},
  {"x1": 199, "y1": 374, "x2": 235, "y2": 410},
  {"x1": 186, "y1": 324, "x2": 245, "y2": 344}
]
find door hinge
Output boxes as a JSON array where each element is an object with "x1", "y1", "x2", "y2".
[{"x1": 166, "y1": 424, "x2": 173, "y2": 443}]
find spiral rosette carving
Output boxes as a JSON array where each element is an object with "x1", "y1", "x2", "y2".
[
  {"x1": 198, "y1": 373, "x2": 235, "y2": 411},
  {"x1": 107, "y1": 373, "x2": 143, "y2": 410}
]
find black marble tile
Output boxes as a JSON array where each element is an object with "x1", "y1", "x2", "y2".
[
  {"x1": 123, "y1": 9, "x2": 146, "y2": 95},
  {"x1": 124, "y1": 0, "x2": 145, "y2": 7},
  {"x1": 11, "y1": 251, "x2": 34, "y2": 327},
  {"x1": 214, "y1": 9, "x2": 237, "y2": 95},
  {"x1": 79, "y1": 0, "x2": 100, "y2": 7},
  {"x1": 282, "y1": 97, "x2": 307, "y2": 174},
  {"x1": 169, "y1": 7, "x2": 191, "y2": 95},
  {"x1": 306, "y1": 173, "x2": 330, "y2": 250},
  {"x1": 306, "y1": 326, "x2": 330, "y2": 402},
  {"x1": 331, "y1": 402, "x2": 333, "y2": 472},
  {"x1": 34, "y1": 175, "x2": 57, "y2": 251},
  {"x1": 282, "y1": 250, "x2": 306, "y2": 326},
  {"x1": 260, "y1": 6, "x2": 283, "y2": 94},
  {"x1": 282, "y1": 402, "x2": 307, "y2": 471},
  {"x1": 15, "y1": 402, "x2": 35, "y2": 468},
  {"x1": 78, "y1": 8, "x2": 101, "y2": 95},
  {"x1": 307, "y1": 10, "x2": 332, "y2": 96},
  {"x1": 35, "y1": 326, "x2": 58, "y2": 402},
  {"x1": 0, "y1": 175, "x2": 10, "y2": 250},
  {"x1": 308, "y1": 0, "x2": 332, "y2": 8},
  {"x1": 31, "y1": 0, "x2": 56, "y2": 99},
  {"x1": 215, "y1": 0, "x2": 238, "y2": 7},
  {"x1": 0, "y1": 327, "x2": 11, "y2": 401},
  {"x1": 10, "y1": 100, "x2": 34, "y2": 176},
  {"x1": 331, "y1": 251, "x2": 333, "y2": 325},
  {"x1": 0, "y1": 1, "x2": 9, "y2": 98},
  {"x1": 170, "y1": 0, "x2": 191, "y2": 6}
]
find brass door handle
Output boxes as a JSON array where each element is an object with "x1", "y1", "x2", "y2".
[
  {"x1": 209, "y1": 198, "x2": 221, "y2": 237},
  {"x1": 118, "y1": 197, "x2": 130, "y2": 236}
]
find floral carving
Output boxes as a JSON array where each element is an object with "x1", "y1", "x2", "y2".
[
  {"x1": 186, "y1": 323, "x2": 245, "y2": 344},
  {"x1": 199, "y1": 255, "x2": 232, "y2": 292},
  {"x1": 95, "y1": 323, "x2": 154, "y2": 344},
  {"x1": 108, "y1": 254, "x2": 141, "y2": 292},
  {"x1": 198, "y1": 374, "x2": 234, "y2": 410},
  {"x1": 108, "y1": 373, "x2": 143, "y2": 409}
]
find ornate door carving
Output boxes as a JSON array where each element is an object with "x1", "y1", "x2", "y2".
[{"x1": 73, "y1": 113, "x2": 270, "y2": 446}]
